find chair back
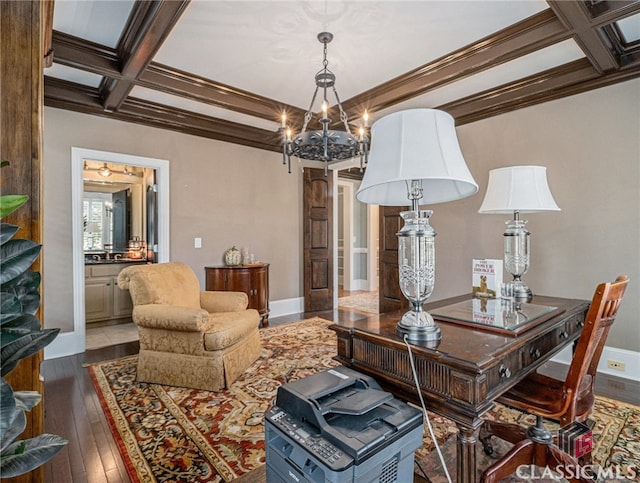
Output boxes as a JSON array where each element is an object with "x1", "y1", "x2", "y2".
[
  {"x1": 562, "y1": 275, "x2": 628, "y2": 424},
  {"x1": 117, "y1": 262, "x2": 202, "y2": 309}
]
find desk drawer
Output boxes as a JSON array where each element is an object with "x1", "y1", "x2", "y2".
[
  {"x1": 486, "y1": 311, "x2": 585, "y2": 396},
  {"x1": 521, "y1": 312, "x2": 584, "y2": 365}
]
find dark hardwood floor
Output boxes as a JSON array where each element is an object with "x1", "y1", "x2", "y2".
[{"x1": 41, "y1": 301, "x2": 639, "y2": 482}]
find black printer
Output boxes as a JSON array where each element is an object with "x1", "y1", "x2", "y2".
[{"x1": 265, "y1": 366, "x2": 423, "y2": 483}]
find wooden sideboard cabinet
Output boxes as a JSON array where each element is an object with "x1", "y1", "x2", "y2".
[{"x1": 205, "y1": 264, "x2": 270, "y2": 326}]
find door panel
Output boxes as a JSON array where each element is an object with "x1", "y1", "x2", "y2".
[
  {"x1": 304, "y1": 169, "x2": 333, "y2": 312},
  {"x1": 379, "y1": 206, "x2": 406, "y2": 314}
]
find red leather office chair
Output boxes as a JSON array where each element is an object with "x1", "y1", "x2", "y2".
[{"x1": 479, "y1": 275, "x2": 629, "y2": 483}]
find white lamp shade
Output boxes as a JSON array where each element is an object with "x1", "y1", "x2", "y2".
[
  {"x1": 355, "y1": 109, "x2": 478, "y2": 206},
  {"x1": 478, "y1": 165, "x2": 560, "y2": 214}
]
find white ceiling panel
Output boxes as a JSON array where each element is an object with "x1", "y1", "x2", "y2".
[
  {"x1": 46, "y1": 63, "x2": 103, "y2": 88},
  {"x1": 53, "y1": 0, "x2": 135, "y2": 48},
  {"x1": 154, "y1": 0, "x2": 548, "y2": 108},
  {"x1": 617, "y1": 12, "x2": 640, "y2": 42}
]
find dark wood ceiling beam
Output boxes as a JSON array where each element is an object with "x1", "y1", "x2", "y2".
[
  {"x1": 44, "y1": 76, "x2": 278, "y2": 152},
  {"x1": 548, "y1": 1, "x2": 619, "y2": 73},
  {"x1": 51, "y1": 31, "x2": 121, "y2": 78},
  {"x1": 118, "y1": 99, "x2": 278, "y2": 151},
  {"x1": 341, "y1": 9, "x2": 571, "y2": 118},
  {"x1": 139, "y1": 63, "x2": 306, "y2": 127},
  {"x1": 445, "y1": 58, "x2": 640, "y2": 125},
  {"x1": 102, "y1": 0, "x2": 190, "y2": 111},
  {"x1": 586, "y1": 0, "x2": 640, "y2": 26},
  {"x1": 45, "y1": 76, "x2": 104, "y2": 109}
]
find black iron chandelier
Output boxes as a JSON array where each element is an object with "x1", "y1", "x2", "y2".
[{"x1": 280, "y1": 32, "x2": 369, "y2": 175}]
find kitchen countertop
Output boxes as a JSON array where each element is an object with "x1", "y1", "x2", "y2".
[{"x1": 84, "y1": 258, "x2": 149, "y2": 265}]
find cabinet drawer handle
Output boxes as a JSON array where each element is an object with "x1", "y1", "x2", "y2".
[
  {"x1": 559, "y1": 330, "x2": 569, "y2": 340},
  {"x1": 499, "y1": 364, "x2": 511, "y2": 379},
  {"x1": 576, "y1": 319, "x2": 584, "y2": 328},
  {"x1": 529, "y1": 347, "x2": 541, "y2": 359}
]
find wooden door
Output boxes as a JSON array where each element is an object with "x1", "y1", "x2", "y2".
[
  {"x1": 304, "y1": 168, "x2": 333, "y2": 312},
  {"x1": 379, "y1": 206, "x2": 406, "y2": 313}
]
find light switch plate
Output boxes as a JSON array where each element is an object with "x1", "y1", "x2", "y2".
[{"x1": 194, "y1": 237, "x2": 202, "y2": 249}]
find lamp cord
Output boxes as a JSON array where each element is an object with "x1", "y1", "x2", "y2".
[{"x1": 403, "y1": 334, "x2": 453, "y2": 483}]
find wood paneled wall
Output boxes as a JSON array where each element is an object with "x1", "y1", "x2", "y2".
[{"x1": 1, "y1": 1, "x2": 45, "y2": 481}]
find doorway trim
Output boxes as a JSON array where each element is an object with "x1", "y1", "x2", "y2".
[{"x1": 45, "y1": 148, "x2": 170, "y2": 359}]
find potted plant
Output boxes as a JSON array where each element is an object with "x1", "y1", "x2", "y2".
[{"x1": 0, "y1": 162, "x2": 68, "y2": 477}]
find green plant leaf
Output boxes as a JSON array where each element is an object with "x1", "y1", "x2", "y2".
[
  {"x1": 13, "y1": 391, "x2": 41, "y2": 412},
  {"x1": 1, "y1": 268, "x2": 40, "y2": 292},
  {"x1": 0, "y1": 294, "x2": 21, "y2": 325},
  {"x1": 0, "y1": 239, "x2": 41, "y2": 285},
  {"x1": 0, "y1": 223, "x2": 19, "y2": 246},
  {"x1": 1, "y1": 314, "x2": 41, "y2": 332},
  {"x1": 0, "y1": 433, "x2": 68, "y2": 478},
  {"x1": 1, "y1": 271, "x2": 41, "y2": 316},
  {"x1": 0, "y1": 196, "x2": 28, "y2": 220},
  {"x1": 0, "y1": 328, "x2": 59, "y2": 377},
  {"x1": 0, "y1": 380, "x2": 24, "y2": 453}
]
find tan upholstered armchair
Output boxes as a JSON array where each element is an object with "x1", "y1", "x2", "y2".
[{"x1": 117, "y1": 262, "x2": 262, "y2": 391}]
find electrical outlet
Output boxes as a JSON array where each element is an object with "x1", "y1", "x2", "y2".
[{"x1": 607, "y1": 360, "x2": 625, "y2": 371}]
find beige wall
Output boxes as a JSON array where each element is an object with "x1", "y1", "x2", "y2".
[
  {"x1": 43, "y1": 78, "x2": 639, "y2": 352},
  {"x1": 43, "y1": 108, "x2": 303, "y2": 335},
  {"x1": 433, "y1": 79, "x2": 639, "y2": 352}
]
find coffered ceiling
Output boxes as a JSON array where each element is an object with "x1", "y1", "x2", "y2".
[{"x1": 44, "y1": 1, "x2": 640, "y2": 155}]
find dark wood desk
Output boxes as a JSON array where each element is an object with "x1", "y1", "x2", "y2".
[{"x1": 330, "y1": 294, "x2": 589, "y2": 483}]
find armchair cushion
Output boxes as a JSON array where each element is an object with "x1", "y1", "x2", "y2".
[
  {"x1": 203, "y1": 310, "x2": 260, "y2": 350},
  {"x1": 132, "y1": 305, "x2": 208, "y2": 332},
  {"x1": 200, "y1": 290, "x2": 248, "y2": 313},
  {"x1": 119, "y1": 262, "x2": 201, "y2": 308}
]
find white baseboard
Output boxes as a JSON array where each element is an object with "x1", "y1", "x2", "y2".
[
  {"x1": 44, "y1": 330, "x2": 85, "y2": 360},
  {"x1": 551, "y1": 345, "x2": 640, "y2": 381},
  {"x1": 349, "y1": 280, "x2": 370, "y2": 291},
  {"x1": 269, "y1": 297, "x2": 304, "y2": 318}
]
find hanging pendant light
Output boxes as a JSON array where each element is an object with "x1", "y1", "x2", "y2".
[{"x1": 280, "y1": 32, "x2": 369, "y2": 175}]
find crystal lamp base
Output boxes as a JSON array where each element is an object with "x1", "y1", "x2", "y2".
[
  {"x1": 511, "y1": 278, "x2": 532, "y2": 302},
  {"x1": 396, "y1": 309, "x2": 441, "y2": 342}
]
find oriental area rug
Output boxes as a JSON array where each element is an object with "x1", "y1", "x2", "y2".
[
  {"x1": 338, "y1": 291, "x2": 379, "y2": 314},
  {"x1": 89, "y1": 317, "x2": 639, "y2": 482}
]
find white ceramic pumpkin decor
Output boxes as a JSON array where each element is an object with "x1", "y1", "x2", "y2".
[{"x1": 224, "y1": 246, "x2": 242, "y2": 266}]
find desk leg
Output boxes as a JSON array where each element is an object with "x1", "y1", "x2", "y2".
[{"x1": 456, "y1": 425, "x2": 479, "y2": 483}]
